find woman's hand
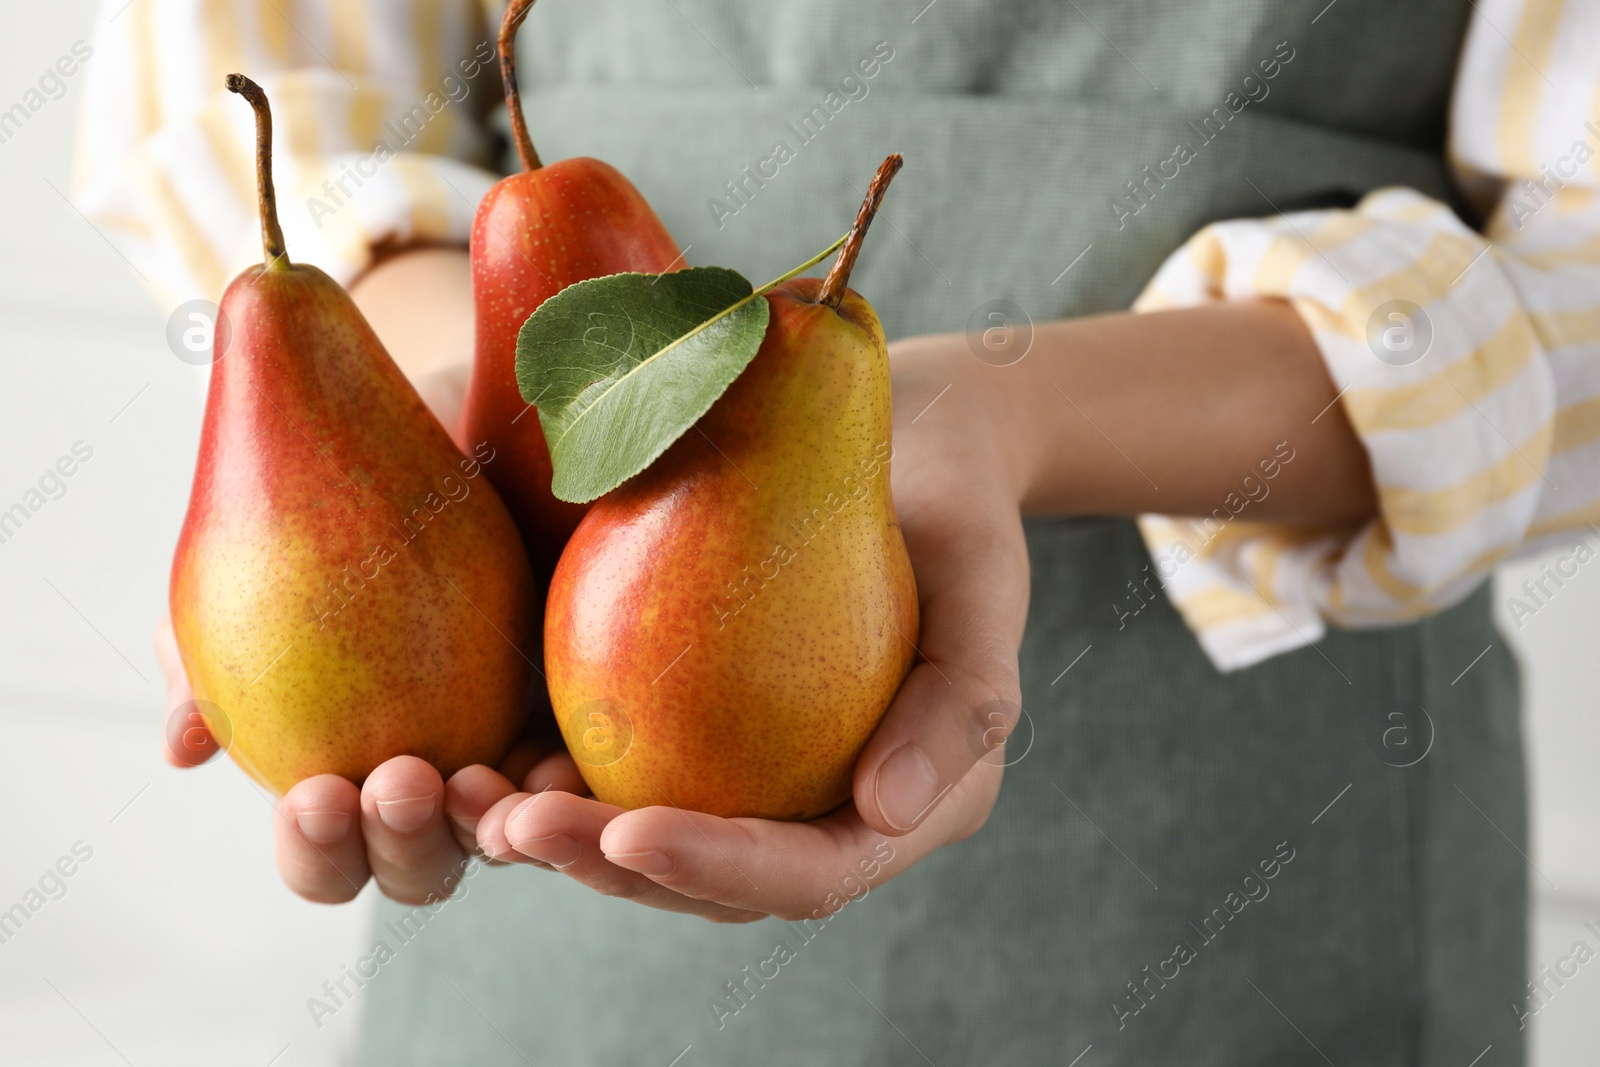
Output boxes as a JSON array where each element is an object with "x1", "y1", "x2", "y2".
[
  {"x1": 160, "y1": 286, "x2": 1368, "y2": 912},
  {"x1": 157, "y1": 609, "x2": 592, "y2": 903},
  {"x1": 466, "y1": 336, "x2": 1033, "y2": 921}
]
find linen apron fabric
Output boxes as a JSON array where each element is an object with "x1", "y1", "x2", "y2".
[{"x1": 358, "y1": 2, "x2": 1528, "y2": 1063}]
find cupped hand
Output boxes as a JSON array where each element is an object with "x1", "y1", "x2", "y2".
[
  {"x1": 156, "y1": 608, "x2": 587, "y2": 904},
  {"x1": 475, "y1": 336, "x2": 1033, "y2": 922}
]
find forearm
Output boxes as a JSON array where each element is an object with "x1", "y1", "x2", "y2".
[{"x1": 895, "y1": 300, "x2": 1376, "y2": 527}]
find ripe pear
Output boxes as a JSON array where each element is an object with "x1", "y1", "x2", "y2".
[
  {"x1": 460, "y1": 0, "x2": 682, "y2": 578},
  {"x1": 169, "y1": 76, "x2": 536, "y2": 794},
  {"x1": 545, "y1": 158, "x2": 918, "y2": 820}
]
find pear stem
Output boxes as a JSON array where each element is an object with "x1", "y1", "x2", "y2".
[
  {"x1": 226, "y1": 74, "x2": 290, "y2": 269},
  {"x1": 499, "y1": 0, "x2": 542, "y2": 173},
  {"x1": 818, "y1": 154, "x2": 902, "y2": 310}
]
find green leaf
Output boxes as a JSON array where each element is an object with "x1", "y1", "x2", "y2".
[
  {"x1": 514, "y1": 267, "x2": 769, "y2": 503},
  {"x1": 514, "y1": 235, "x2": 847, "y2": 504}
]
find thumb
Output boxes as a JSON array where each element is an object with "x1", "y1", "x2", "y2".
[{"x1": 852, "y1": 509, "x2": 1029, "y2": 836}]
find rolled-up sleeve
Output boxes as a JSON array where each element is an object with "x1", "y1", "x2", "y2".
[{"x1": 1133, "y1": 0, "x2": 1600, "y2": 671}]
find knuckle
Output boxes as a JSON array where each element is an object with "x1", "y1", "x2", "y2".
[{"x1": 966, "y1": 696, "x2": 1018, "y2": 741}]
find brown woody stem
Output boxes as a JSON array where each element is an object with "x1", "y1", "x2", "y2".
[
  {"x1": 819, "y1": 154, "x2": 902, "y2": 309},
  {"x1": 225, "y1": 74, "x2": 290, "y2": 269},
  {"x1": 499, "y1": 0, "x2": 542, "y2": 172}
]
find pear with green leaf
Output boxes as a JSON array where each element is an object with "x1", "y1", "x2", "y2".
[{"x1": 538, "y1": 157, "x2": 918, "y2": 820}]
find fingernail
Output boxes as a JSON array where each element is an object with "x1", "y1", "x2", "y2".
[
  {"x1": 375, "y1": 795, "x2": 437, "y2": 833},
  {"x1": 296, "y1": 809, "x2": 352, "y2": 844},
  {"x1": 605, "y1": 849, "x2": 675, "y2": 877},
  {"x1": 875, "y1": 745, "x2": 943, "y2": 830},
  {"x1": 519, "y1": 833, "x2": 581, "y2": 869},
  {"x1": 448, "y1": 814, "x2": 479, "y2": 838}
]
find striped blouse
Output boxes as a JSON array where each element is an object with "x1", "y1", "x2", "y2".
[{"x1": 72, "y1": 0, "x2": 1600, "y2": 671}]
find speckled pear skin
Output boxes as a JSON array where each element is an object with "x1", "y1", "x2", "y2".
[
  {"x1": 461, "y1": 158, "x2": 683, "y2": 579},
  {"x1": 170, "y1": 262, "x2": 537, "y2": 795},
  {"x1": 545, "y1": 278, "x2": 919, "y2": 820}
]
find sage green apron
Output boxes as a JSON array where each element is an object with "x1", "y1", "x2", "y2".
[{"x1": 359, "y1": 2, "x2": 1528, "y2": 1063}]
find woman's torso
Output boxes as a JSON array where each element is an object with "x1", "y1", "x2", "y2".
[{"x1": 358, "y1": 3, "x2": 1526, "y2": 1063}]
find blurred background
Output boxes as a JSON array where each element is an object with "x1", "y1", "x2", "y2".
[{"x1": 0, "y1": 3, "x2": 1594, "y2": 1064}]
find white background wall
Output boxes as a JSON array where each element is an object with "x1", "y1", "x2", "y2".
[{"x1": 0, "y1": 3, "x2": 1594, "y2": 1064}]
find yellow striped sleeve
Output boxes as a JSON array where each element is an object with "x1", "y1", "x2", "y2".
[
  {"x1": 72, "y1": 0, "x2": 503, "y2": 311},
  {"x1": 1132, "y1": 0, "x2": 1600, "y2": 672}
]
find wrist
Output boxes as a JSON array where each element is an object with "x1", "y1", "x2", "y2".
[{"x1": 888, "y1": 335, "x2": 1038, "y2": 509}]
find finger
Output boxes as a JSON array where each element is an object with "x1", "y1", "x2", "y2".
[
  {"x1": 442, "y1": 764, "x2": 519, "y2": 857},
  {"x1": 359, "y1": 756, "x2": 469, "y2": 905},
  {"x1": 154, "y1": 614, "x2": 185, "y2": 696},
  {"x1": 853, "y1": 509, "x2": 1028, "y2": 835},
  {"x1": 163, "y1": 698, "x2": 219, "y2": 768},
  {"x1": 275, "y1": 775, "x2": 371, "y2": 904},
  {"x1": 476, "y1": 790, "x2": 555, "y2": 868},
  {"x1": 155, "y1": 616, "x2": 213, "y2": 769},
  {"x1": 485, "y1": 791, "x2": 764, "y2": 923},
  {"x1": 495, "y1": 738, "x2": 550, "y2": 790},
  {"x1": 523, "y1": 750, "x2": 588, "y2": 796},
  {"x1": 494, "y1": 738, "x2": 588, "y2": 797},
  {"x1": 598, "y1": 803, "x2": 919, "y2": 922}
]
